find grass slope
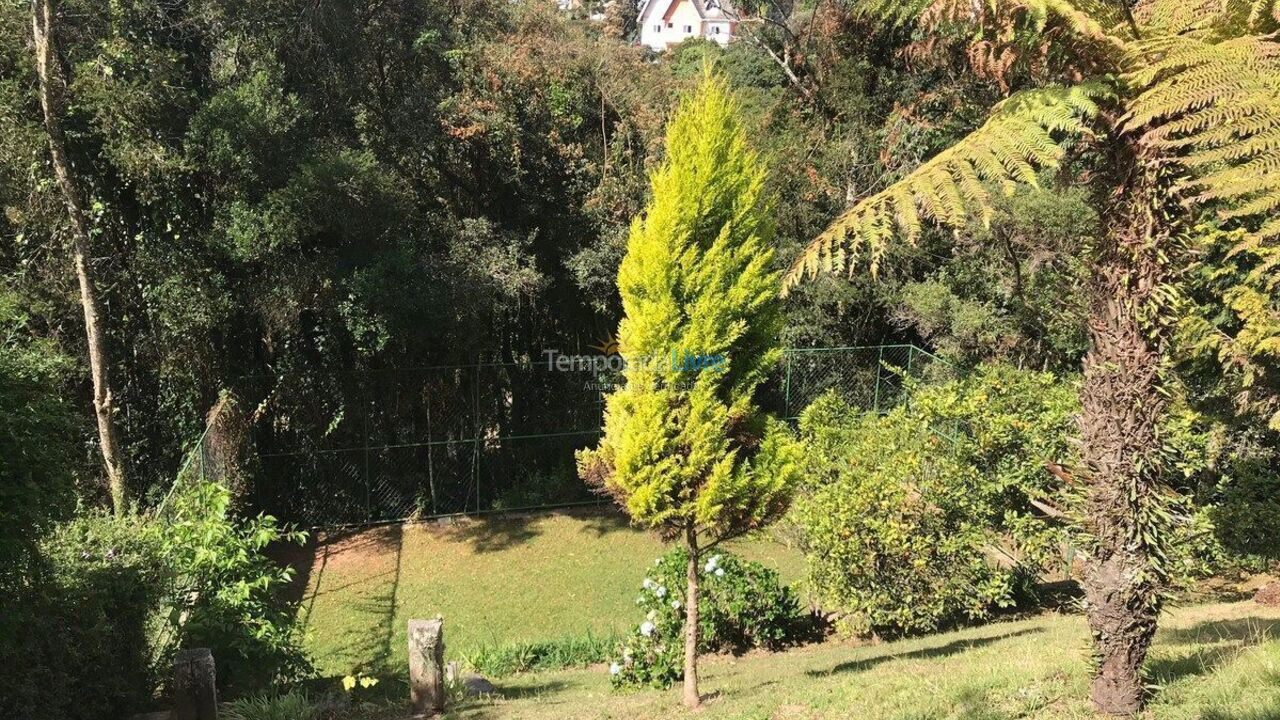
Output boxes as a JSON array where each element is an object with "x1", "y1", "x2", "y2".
[
  {"x1": 444, "y1": 601, "x2": 1280, "y2": 720},
  {"x1": 291, "y1": 509, "x2": 803, "y2": 678}
]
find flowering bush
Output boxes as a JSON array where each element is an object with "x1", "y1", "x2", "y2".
[{"x1": 609, "y1": 548, "x2": 806, "y2": 689}]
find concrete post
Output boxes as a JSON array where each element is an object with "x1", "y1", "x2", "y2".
[
  {"x1": 408, "y1": 618, "x2": 445, "y2": 716},
  {"x1": 172, "y1": 648, "x2": 217, "y2": 720}
]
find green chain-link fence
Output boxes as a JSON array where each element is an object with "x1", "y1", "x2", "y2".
[{"x1": 234, "y1": 344, "x2": 945, "y2": 528}]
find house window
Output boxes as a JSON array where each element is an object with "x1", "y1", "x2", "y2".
[
  {"x1": 713, "y1": 26, "x2": 721, "y2": 33},
  {"x1": 667, "y1": 21, "x2": 673, "y2": 27},
  {"x1": 683, "y1": 24, "x2": 692, "y2": 32},
  {"x1": 653, "y1": 24, "x2": 662, "y2": 31}
]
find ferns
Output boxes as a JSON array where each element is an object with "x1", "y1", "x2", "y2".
[
  {"x1": 857, "y1": 0, "x2": 1125, "y2": 47},
  {"x1": 782, "y1": 84, "x2": 1108, "y2": 292},
  {"x1": 791, "y1": 0, "x2": 1280, "y2": 288},
  {"x1": 1126, "y1": 34, "x2": 1280, "y2": 242}
]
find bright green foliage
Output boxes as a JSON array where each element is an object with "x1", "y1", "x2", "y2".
[
  {"x1": 157, "y1": 480, "x2": 312, "y2": 694},
  {"x1": 578, "y1": 72, "x2": 801, "y2": 543},
  {"x1": 222, "y1": 691, "x2": 321, "y2": 720},
  {"x1": 462, "y1": 630, "x2": 621, "y2": 678},
  {"x1": 609, "y1": 548, "x2": 807, "y2": 689},
  {"x1": 793, "y1": 365, "x2": 1077, "y2": 636},
  {"x1": 1179, "y1": 227, "x2": 1280, "y2": 430}
]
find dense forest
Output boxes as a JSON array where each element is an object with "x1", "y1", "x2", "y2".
[
  {"x1": 3, "y1": 0, "x2": 1280, "y2": 718},
  {"x1": 1, "y1": 0, "x2": 1107, "y2": 512}
]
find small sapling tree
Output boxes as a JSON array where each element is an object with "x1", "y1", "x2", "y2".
[{"x1": 578, "y1": 72, "x2": 801, "y2": 709}]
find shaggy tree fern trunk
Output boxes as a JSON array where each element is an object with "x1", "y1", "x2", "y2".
[{"x1": 1079, "y1": 153, "x2": 1172, "y2": 716}]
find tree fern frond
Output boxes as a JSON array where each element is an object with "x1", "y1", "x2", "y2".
[
  {"x1": 783, "y1": 84, "x2": 1109, "y2": 293},
  {"x1": 1136, "y1": 0, "x2": 1280, "y2": 35},
  {"x1": 1134, "y1": 0, "x2": 1227, "y2": 34},
  {"x1": 854, "y1": 0, "x2": 1125, "y2": 47},
  {"x1": 1126, "y1": 34, "x2": 1280, "y2": 242}
]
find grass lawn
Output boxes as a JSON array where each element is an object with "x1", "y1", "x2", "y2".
[
  {"x1": 439, "y1": 600, "x2": 1280, "y2": 720},
  {"x1": 287, "y1": 508, "x2": 803, "y2": 679}
]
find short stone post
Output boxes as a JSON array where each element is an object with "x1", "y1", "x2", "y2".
[
  {"x1": 172, "y1": 648, "x2": 218, "y2": 720},
  {"x1": 408, "y1": 617, "x2": 446, "y2": 716}
]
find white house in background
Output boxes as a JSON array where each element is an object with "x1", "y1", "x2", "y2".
[{"x1": 638, "y1": 0, "x2": 738, "y2": 51}]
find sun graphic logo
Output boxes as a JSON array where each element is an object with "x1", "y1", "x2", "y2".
[{"x1": 588, "y1": 333, "x2": 622, "y2": 356}]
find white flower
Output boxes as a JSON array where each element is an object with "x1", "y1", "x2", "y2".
[
  {"x1": 704, "y1": 555, "x2": 721, "y2": 573},
  {"x1": 672, "y1": 600, "x2": 681, "y2": 610},
  {"x1": 715, "y1": 567, "x2": 725, "y2": 577},
  {"x1": 610, "y1": 662, "x2": 621, "y2": 675},
  {"x1": 640, "y1": 621, "x2": 656, "y2": 637},
  {"x1": 655, "y1": 558, "x2": 662, "y2": 566},
  {"x1": 642, "y1": 578, "x2": 655, "y2": 590},
  {"x1": 646, "y1": 609, "x2": 657, "y2": 621},
  {"x1": 656, "y1": 586, "x2": 668, "y2": 598}
]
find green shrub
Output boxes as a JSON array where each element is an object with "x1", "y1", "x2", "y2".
[
  {"x1": 0, "y1": 288, "x2": 77, "y2": 590},
  {"x1": 0, "y1": 514, "x2": 166, "y2": 720},
  {"x1": 1, "y1": 478, "x2": 309, "y2": 719},
  {"x1": 158, "y1": 479, "x2": 312, "y2": 694},
  {"x1": 1205, "y1": 449, "x2": 1280, "y2": 570},
  {"x1": 610, "y1": 548, "x2": 807, "y2": 689},
  {"x1": 463, "y1": 630, "x2": 620, "y2": 677},
  {"x1": 222, "y1": 691, "x2": 324, "y2": 720},
  {"x1": 793, "y1": 365, "x2": 1076, "y2": 637}
]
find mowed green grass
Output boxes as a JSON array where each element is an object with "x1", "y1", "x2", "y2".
[
  {"x1": 292, "y1": 509, "x2": 803, "y2": 679},
  {"x1": 442, "y1": 601, "x2": 1280, "y2": 720}
]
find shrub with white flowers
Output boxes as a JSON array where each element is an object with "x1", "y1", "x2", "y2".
[{"x1": 609, "y1": 547, "x2": 807, "y2": 689}]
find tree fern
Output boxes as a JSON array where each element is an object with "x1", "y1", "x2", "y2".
[
  {"x1": 783, "y1": 83, "x2": 1108, "y2": 292},
  {"x1": 1126, "y1": 34, "x2": 1280, "y2": 242},
  {"x1": 789, "y1": 0, "x2": 1280, "y2": 713},
  {"x1": 856, "y1": 0, "x2": 1125, "y2": 47}
]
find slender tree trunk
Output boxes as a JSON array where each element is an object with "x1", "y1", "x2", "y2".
[
  {"x1": 1079, "y1": 152, "x2": 1171, "y2": 716},
  {"x1": 31, "y1": 0, "x2": 128, "y2": 514},
  {"x1": 683, "y1": 526, "x2": 701, "y2": 709}
]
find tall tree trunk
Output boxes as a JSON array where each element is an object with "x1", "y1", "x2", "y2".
[
  {"x1": 683, "y1": 526, "x2": 701, "y2": 710},
  {"x1": 1079, "y1": 152, "x2": 1171, "y2": 716},
  {"x1": 31, "y1": 0, "x2": 128, "y2": 514}
]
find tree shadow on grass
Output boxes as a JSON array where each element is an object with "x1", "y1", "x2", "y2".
[
  {"x1": 1158, "y1": 616, "x2": 1280, "y2": 646},
  {"x1": 303, "y1": 524, "x2": 406, "y2": 675},
  {"x1": 438, "y1": 515, "x2": 544, "y2": 553},
  {"x1": 437, "y1": 507, "x2": 628, "y2": 553},
  {"x1": 1148, "y1": 616, "x2": 1280, "y2": 687},
  {"x1": 576, "y1": 509, "x2": 630, "y2": 537},
  {"x1": 805, "y1": 627, "x2": 1045, "y2": 678}
]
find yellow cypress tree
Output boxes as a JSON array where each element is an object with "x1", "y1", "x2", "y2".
[{"x1": 577, "y1": 71, "x2": 801, "y2": 709}]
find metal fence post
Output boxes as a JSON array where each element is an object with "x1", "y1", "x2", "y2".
[
  {"x1": 873, "y1": 345, "x2": 884, "y2": 413},
  {"x1": 783, "y1": 350, "x2": 793, "y2": 419},
  {"x1": 364, "y1": 409, "x2": 371, "y2": 518},
  {"x1": 472, "y1": 360, "x2": 482, "y2": 514}
]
